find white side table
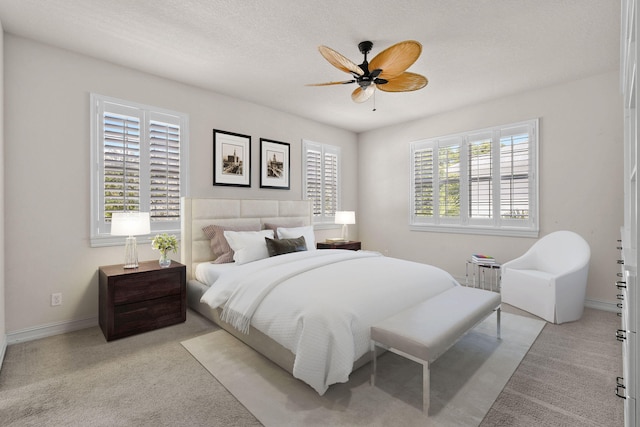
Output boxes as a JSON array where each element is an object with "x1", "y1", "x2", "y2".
[{"x1": 465, "y1": 260, "x2": 501, "y2": 292}]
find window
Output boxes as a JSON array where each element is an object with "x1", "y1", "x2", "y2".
[
  {"x1": 410, "y1": 119, "x2": 538, "y2": 236},
  {"x1": 302, "y1": 140, "x2": 340, "y2": 224},
  {"x1": 90, "y1": 94, "x2": 189, "y2": 246}
]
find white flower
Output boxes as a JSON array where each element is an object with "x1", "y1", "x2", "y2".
[{"x1": 151, "y1": 233, "x2": 178, "y2": 254}]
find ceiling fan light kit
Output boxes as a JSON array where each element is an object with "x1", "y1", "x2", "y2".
[{"x1": 309, "y1": 40, "x2": 428, "y2": 104}]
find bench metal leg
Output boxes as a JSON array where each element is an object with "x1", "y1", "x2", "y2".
[
  {"x1": 422, "y1": 361, "x2": 430, "y2": 414},
  {"x1": 371, "y1": 341, "x2": 431, "y2": 414},
  {"x1": 496, "y1": 307, "x2": 501, "y2": 340}
]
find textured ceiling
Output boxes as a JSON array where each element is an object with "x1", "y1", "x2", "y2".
[{"x1": 0, "y1": 0, "x2": 620, "y2": 133}]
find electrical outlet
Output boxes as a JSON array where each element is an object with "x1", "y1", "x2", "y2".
[{"x1": 51, "y1": 293, "x2": 62, "y2": 306}]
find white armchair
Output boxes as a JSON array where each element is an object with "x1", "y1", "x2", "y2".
[{"x1": 501, "y1": 231, "x2": 591, "y2": 324}]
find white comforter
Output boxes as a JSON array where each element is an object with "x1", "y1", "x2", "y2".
[{"x1": 200, "y1": 250, "x2": 458, "y2": 395}]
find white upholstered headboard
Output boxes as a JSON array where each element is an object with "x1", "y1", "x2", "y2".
[{"x1": 180, "y1": 198, "x2": 312, "y2": 279}]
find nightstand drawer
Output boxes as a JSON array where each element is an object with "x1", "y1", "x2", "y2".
[
  {"x1": 112, "y1": 270, "x2": 182, "y2": 305},
  {"x1": 113, "y1": 295, "x2": 184, "y2": 338}
]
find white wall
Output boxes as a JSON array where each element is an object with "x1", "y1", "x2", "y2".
[
  {"x1": 358, "y1": 71, "x2": 623, "y2": 305},
  {"x1": 3, "y1": 35, "x2": 358, "y2": 335}
]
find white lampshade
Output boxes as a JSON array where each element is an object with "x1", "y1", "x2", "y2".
[
  {"x1": 335, "y1": 211, "x2": 355, "y2": 241},
  {"x1": 111, "y1": 212, "x2": 150, "y2": 269},
  {"x1": 335, "y1": 211, "x2": 356, "y2": 225},
  {"x1": 111, "y1": 212, "x2": 151, "y2": 236}
]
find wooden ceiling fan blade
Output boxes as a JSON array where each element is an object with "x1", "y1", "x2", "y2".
[
  {"x1": 351, "y1": 85, "x2": 376, "y2": 103},
  {"x1": 318, "y1": 45, "x2": 364, "y2": 76},
  {"x1": 369, "y1": 40, "x2": 422, "y2": 80},
  {"x1": 377, "y1": 72, "x2": 428, "y2": 92},
  {"x1": 306, "y1": 80, "x2": 356, "y2": 86}
]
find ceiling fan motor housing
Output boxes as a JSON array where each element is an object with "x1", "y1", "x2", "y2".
[
  {"x1": 356, "y1": 41, "x2": 377, "y2": 88},
  {"x1": 358, "y1": 41, "x2": 373, "y2": 55}
]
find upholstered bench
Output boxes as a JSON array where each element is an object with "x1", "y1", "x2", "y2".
[{"x1": 370, "y1": 285, "x2": 501, "y2": 414}]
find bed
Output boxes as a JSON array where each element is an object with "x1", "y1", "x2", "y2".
[{"x1": 181, "y1": 197, "x2": 461, "y2": 395}]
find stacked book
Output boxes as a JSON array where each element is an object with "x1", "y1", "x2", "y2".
[{"x1": 471, "y1": 254, "x2": 496, "y2": 264}]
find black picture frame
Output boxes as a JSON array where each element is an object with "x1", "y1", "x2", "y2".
[
  {"x1": 260, "y1": 138, "x2": 290, "y2": 190},
  {"x1": 213, "y1": 129, "x2": 251, "y2": 187}
]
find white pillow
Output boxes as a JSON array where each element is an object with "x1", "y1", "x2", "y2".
[
  {"x1": 277, "y1": 226, "x2": 316, "y2": 251},
  {"x1": 223, "y1": 229, "x2": 275, "y2": 265},
  {"x1": 195, "y1": 262, "x2": 238, "y2": 287}
]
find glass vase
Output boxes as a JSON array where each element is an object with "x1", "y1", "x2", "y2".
[{"x1": 159, "y1": 252, "x2": 171, "y2": 268}]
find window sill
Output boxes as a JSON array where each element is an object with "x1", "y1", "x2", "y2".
[
  {"x1": 409, "y1": 224, "x2": 538, "y2": 238},
  {"x1": 90, "y1": 231, "x2": 182, "y2": 248}
]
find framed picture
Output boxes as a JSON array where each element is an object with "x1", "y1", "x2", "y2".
[
  {"x1": 213, "y1": 129, "x2": 251, "y2": 187},
  {"x1": 260, "y1": 139, "x2": 290, "y2": 189}
]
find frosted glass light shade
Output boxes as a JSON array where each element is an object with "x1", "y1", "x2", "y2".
[{"x1": 111, "y1": 212, "x2": 150, "y2": 268}]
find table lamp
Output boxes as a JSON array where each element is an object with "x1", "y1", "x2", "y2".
[
  {"x1": 335, "y1": 211, "x2": 355, "y2": 241},
  {"x1": 111, "y1": 212, "x2": 150, "y2": 268}
]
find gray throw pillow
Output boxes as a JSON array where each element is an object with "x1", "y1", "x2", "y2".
[{"x1": 265, "y1": 236, "x2": 307, "y2": 257}]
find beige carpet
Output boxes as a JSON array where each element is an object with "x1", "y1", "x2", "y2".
[
  {"x1": 480, "y1": 307, "x2": 624, "y2": 426},
  {"x1": 0, "y1": 313, "x2": 261, "y2": 427},
  {"x1": 182, "y1": 311, "x2": 545, "y2": 427}
]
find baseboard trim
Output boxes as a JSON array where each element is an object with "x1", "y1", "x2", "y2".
[
  {"x1": 0, "y1": 299, "x2": 619, "y2": 346},
  {"x1": 7, "y1": 316, "x2": 98, "y2": 345},
  {"x1": 585, "y1": 298, "x2": 619, "y2": 313},
  {"x1": 0, "y1": 334, "x2": 7, "y2": 371}
]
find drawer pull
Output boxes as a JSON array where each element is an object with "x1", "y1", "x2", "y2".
[
  {"x1": 616, "y1": 329, "x2": 627, "y2": 341},
  {"x1": 618, "y1": 260, "x2": 625, "y2": 265},
  {"x1": 618, "y1": 272, "x2": 624, "y2": 277},
  {"x1": 616, "y1": 377, "x2": 627, "y2": 399},
  {"x1": 617, "y1": 302, "x2": 624, "y2": 309},
  {"x1": 616, "y1": 281, "x2": 627, "y2": 289},
  {"x1": 617, "y1": 294, "x2": 624, "y2": 301}
]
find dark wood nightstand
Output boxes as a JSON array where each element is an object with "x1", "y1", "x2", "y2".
[
  {"x1": 98, "y1": 260, "x2": 186, "y2": 341},
  {"x1": 317, "y1": 241, "x2": 362, "y2": 251}
]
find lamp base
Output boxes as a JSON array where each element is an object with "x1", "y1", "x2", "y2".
[
  {"x1": 123, "y1": 236, "x2": 139, "y2": 269},
  {"x1": 341, "y1": 224, "x2": 349, "y2": 241}
]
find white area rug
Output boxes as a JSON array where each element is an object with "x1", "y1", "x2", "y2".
[{"x1": 182, "y1": 312, "x2": 544, "y2": 427}]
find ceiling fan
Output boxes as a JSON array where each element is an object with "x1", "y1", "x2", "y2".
[{"x1": 308, "y1": 40, "x2": 428, "y2": 103}]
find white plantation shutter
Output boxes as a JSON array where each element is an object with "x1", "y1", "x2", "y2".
[
  {"x1": 412, "y1": 147, "x2": 434, "y2": 219},
  {"x1": 91, "y1": 94, "x2": 189, "y2": 245},
  {"x1": 149, "y1": 120, "x2": 181, "y2": 221},
  {"x1": 323, "y1": 151, "x2": 338, "y2": 217},
  {"x1": 103, "y1": 113, "x2": 141, "y2": 218},
  {"x1": 438, "y1": 143, "x2": 461, "y2": 218},
  {"x1": 468, "y1": 135, "x2": 493, "y2": 219},
  {"x1": 410, "y1": 119, "x2": 538, "y2": 236},
  {"x1": 305, "y1": 147, "x2": 322, "y2": 216},
  {"x1": 499, "y1": 130, "x2": 531, "y2": 220},
  {"x1": 303, "y1": 140, "x2": 340, "y2": 223}
]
